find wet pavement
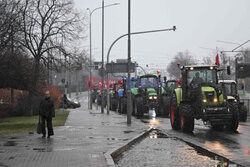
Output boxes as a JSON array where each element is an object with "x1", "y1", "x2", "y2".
[
  {"x1": 0, "y1": 92, "x2": 149, "y2": 167},
  {"x1": 115, "y1": 129, "x2": 238, "y2": 167}
]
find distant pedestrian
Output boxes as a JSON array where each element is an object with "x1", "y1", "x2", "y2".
[
  {"x1": 39, "y1": 90, "x2": 55, "y2": 138},
  {"x1": 62, "y1": 94, "x2": 68, "y2": 108}
]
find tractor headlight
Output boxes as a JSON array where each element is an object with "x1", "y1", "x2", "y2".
[
  {"x1": 213, "y1": 98, "x2": 218, "y2": 103},
  {"x1": 153, "y1": 96, "x2": 157, "y2": 99},
  {"x1": 203, "y1": 99, "x2": 207, "y2": 103},
  {"x1": 149, "y1": 96, "x2": 153, "y2": 99},
  {"x1": 234, "y1": 99, "x2": 237, "y2": 102}
]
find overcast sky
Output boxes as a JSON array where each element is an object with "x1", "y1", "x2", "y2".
[{"x1": 74, "y1": 0, "x2": 250, "y2": 69}]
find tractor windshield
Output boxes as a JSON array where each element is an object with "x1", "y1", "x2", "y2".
[
  {"x1": 166, "y1": 81, "x2": 179, "y2": 91},
  {"x1": 187, "y1": 68, "x2": 217, "y2": 87},
  {"x1": 131, "y1": 80, "x2": 137, "y2": 88},
  {"x1": 140, "y1": 77, "x2": 160, "y2": 88},
  {"x1": 224, "y1": 83, "x2": 237, "y2": 96}
]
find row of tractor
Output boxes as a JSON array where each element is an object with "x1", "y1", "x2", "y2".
[{"x1": 91, "y1": 64, "x2": 248, "y2": 133}]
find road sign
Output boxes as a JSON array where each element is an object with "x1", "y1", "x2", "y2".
[{"x1": 106, "y1": 62, "x2": 135, "y2": 73}]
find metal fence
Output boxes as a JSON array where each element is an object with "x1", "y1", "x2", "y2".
[{"x1": 240, "y1": 98, "x2": 250, "y2": 116}]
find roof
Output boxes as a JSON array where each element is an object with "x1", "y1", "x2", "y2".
[
  {"x1": 184, "y1": 65, "x2": 218, "y2": 68},
  {"x1": 137, "y1": 74, "x2": 158, "y2": 78},
  {"x1": 218, "y1": 80, "x2": 236, "y2": 83}
]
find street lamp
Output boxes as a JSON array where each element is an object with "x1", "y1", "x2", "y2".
[
  {"x1": 87, "y1": 2, "x2": 119, "y2": 110},
  {"x1": 105, "y1": 26, "x2": 176, "y2": 120}
]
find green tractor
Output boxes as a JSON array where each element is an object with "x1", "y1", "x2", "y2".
[
  {"x1": 219, "y1": 80, "x2": 248, "y2": 122},
  {"x1": 131, "y1": 74, "x2": 168, "y2": 118},
  {"x1": 170, "y1": 65, "x2": 239, "y2": 132}
]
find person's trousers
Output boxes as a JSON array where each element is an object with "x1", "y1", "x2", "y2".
[{"x1": 41, "y1": 115, "x2": 54, "y2": 136}]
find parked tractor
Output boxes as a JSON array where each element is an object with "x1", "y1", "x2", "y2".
[
  {"x1": 170, "y1": 65, "x2": 239, "y2": 133},
  {"x1": 131, "y1": 74, "x2": 167, "y2": 118},
  {"x1": 117, "y1": 77, "x2": 137, "y2": 114},
  {"x1": 219, "y1": 80, "x2": 248, "y2": 122}
]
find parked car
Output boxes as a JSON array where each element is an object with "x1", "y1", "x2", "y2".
[{"x1": 61, "y1": 95, "x2": 81, "y2": 109}]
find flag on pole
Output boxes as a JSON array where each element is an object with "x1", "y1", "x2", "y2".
[{"x1": 215, "y1": 47, "x2": 220, "y2": 68}]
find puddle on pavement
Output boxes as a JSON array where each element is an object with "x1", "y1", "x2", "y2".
[
  {"x1": 107, "y1": 138, "x2": 119, "y2": 141},
  {"x1": 33, "y1": 147, "x2": 52, "y2": 152},
  {"x1": 148, "y1": 130, "x2": 240, "y2": 167},
  {"x1": 4, "y1": 141, "x2": 17, "y2": 146},
  {"x1": 123, "y1": 130, "x2": 134, "y2": 134},
  {"x1": 149, "y1": 130, "x2": 168, "y2": 139},
  {"x1": 9, "y1": 136, "x2": 18, "y2": 139}
]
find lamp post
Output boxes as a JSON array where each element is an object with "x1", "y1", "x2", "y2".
[
  {"x1": 105, "y1": 26, "x2": 176, "y2": 121},
  {"x1": 87, "y1": 2, "x2": 119, "y2": 110}
]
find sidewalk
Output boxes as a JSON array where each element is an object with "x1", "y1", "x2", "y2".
[{"x1": 0, "y1": 92, "x2": 150, "y2": 167}]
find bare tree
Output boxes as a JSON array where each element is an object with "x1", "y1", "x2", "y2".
[
  {"x1": 0, "y1": 0, "x2": 23, "y2": 53},
  {"x1": 19, "y1": 0, "x2": 85, "y2": 94},
  {"x1": 167, "y1": 51, "x2": 196, "y2": 79}
]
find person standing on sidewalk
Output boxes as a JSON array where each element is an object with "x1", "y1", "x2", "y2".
[{"x1": 39, "y1": 90, "x2": 55, "y2": 138}]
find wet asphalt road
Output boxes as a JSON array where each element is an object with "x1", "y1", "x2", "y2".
[
  {"x1": 159, "y1": 118, "x2": 250, "y2": 167},
  {"x1": 116, "y1": 113, "x2": 249, "y2": 166}
]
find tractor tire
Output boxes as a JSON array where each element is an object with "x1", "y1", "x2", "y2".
[
  {"x1": 179, "y1": 103, "x2": 194, "y2": 133},
  {"x1": 110, "y1": 99, "x2": 117, "y2": 111},
  {"x1": 134, "y1": 97, "x2": 144, "y2": 119},
  {"x1": 227, "y1": 102, "x2": 239, "y2": 132},
  {"x1": 121, "y1": 97, "x2": 127, "y2": 114},
  {"x1": 239, "y1": 104, "x2": 247, "y2": 122},
  {"x1": 160, "y1": 95, "x2": 170, "y2": 118},
  {"x1": 97, "y1": 97, "x2": 101, "y2": 105},
  {"x1": 212, "y1": 125, "x2": 224, "y2": 131},
  {"x1": 170, "y1": 93, "x2": 181, "y2": 130},
  {"x1": 118, "y1": 98, "x2": 122, "y2": 113}
]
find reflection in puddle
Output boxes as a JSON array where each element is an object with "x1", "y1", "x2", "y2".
[
  {"x1": 149, "y1": 130, "x2": 168, "y2": 139},
  {"x1": 148, "y1": 130, "x2": 239, "y2": 167},
  {"x1": 242, "y1": 145, "x2": 250, "y2": 158},
  {"x1": 149, "y1": 118, "x2": 160, "y2": 129}
]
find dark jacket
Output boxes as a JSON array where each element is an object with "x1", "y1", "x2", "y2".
[{"x1": 39, "y1": 97, "x2": 55, "y2": 118}]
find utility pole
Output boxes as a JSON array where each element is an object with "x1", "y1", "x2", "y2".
[
  {"x1": 127, "y1": 0, "x2": 132, "y2": 124},
  {"x1": 101, "y1": 0, "x2": 105, "y2": 113}
]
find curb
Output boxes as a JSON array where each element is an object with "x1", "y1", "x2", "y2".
[{"x1": 104, "y1": 127, "x2": 153, "y2": 167}]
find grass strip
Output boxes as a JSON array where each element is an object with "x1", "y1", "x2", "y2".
[{"x1": 0, "y1": 110, "x2": 69, "y2": 134}]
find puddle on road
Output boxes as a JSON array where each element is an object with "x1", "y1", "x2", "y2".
[
  {"x1": 148, "y1": 130, "x2": 240, "y2": 167},
  {"x1": 4, "y1": 141, "x2": 17, "y2": 146}
]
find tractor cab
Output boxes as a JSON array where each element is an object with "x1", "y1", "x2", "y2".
[
  {"x1": 186, "y1": 66, "x2": 217, "y2": 88},
  {"x1": 219, "y1": 80, "x2": 247, "y2": 122}
]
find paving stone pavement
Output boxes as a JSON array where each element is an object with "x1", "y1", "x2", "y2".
[{"x1": 0, "y1": 92, "x2": 150, "y2": 167}]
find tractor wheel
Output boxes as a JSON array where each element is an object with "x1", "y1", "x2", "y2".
[
  {"x1": 110, "y1": 99, "x2": 117, "y2": 111},
  {"x1": 134, "y1": 97, "x2": 144, "y2": 118},
  {"x1": 227, "y1": 102, "x2": 239, "y2": 132},
  {"x1": 160, "y1": 95, "x2": 170, "y2": 118},
  {"x1": 97, "y1": 97, "x2": 101, "y2": 105},
  {"x1": 212, "y1": 125, "x2": 224, "y2": 131},
  {"x1": 239, "y1": 104, "x2": 247, "y2": 122},
  {"x1": 121, "y1": 97, "x2": 127, "y2": 114},
  {"x1": 179, "y1": 103, "x2": 194, "y2": 133},
  {"x1": 170, "y1": 93, "x2": 181, "y2": 130}
]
